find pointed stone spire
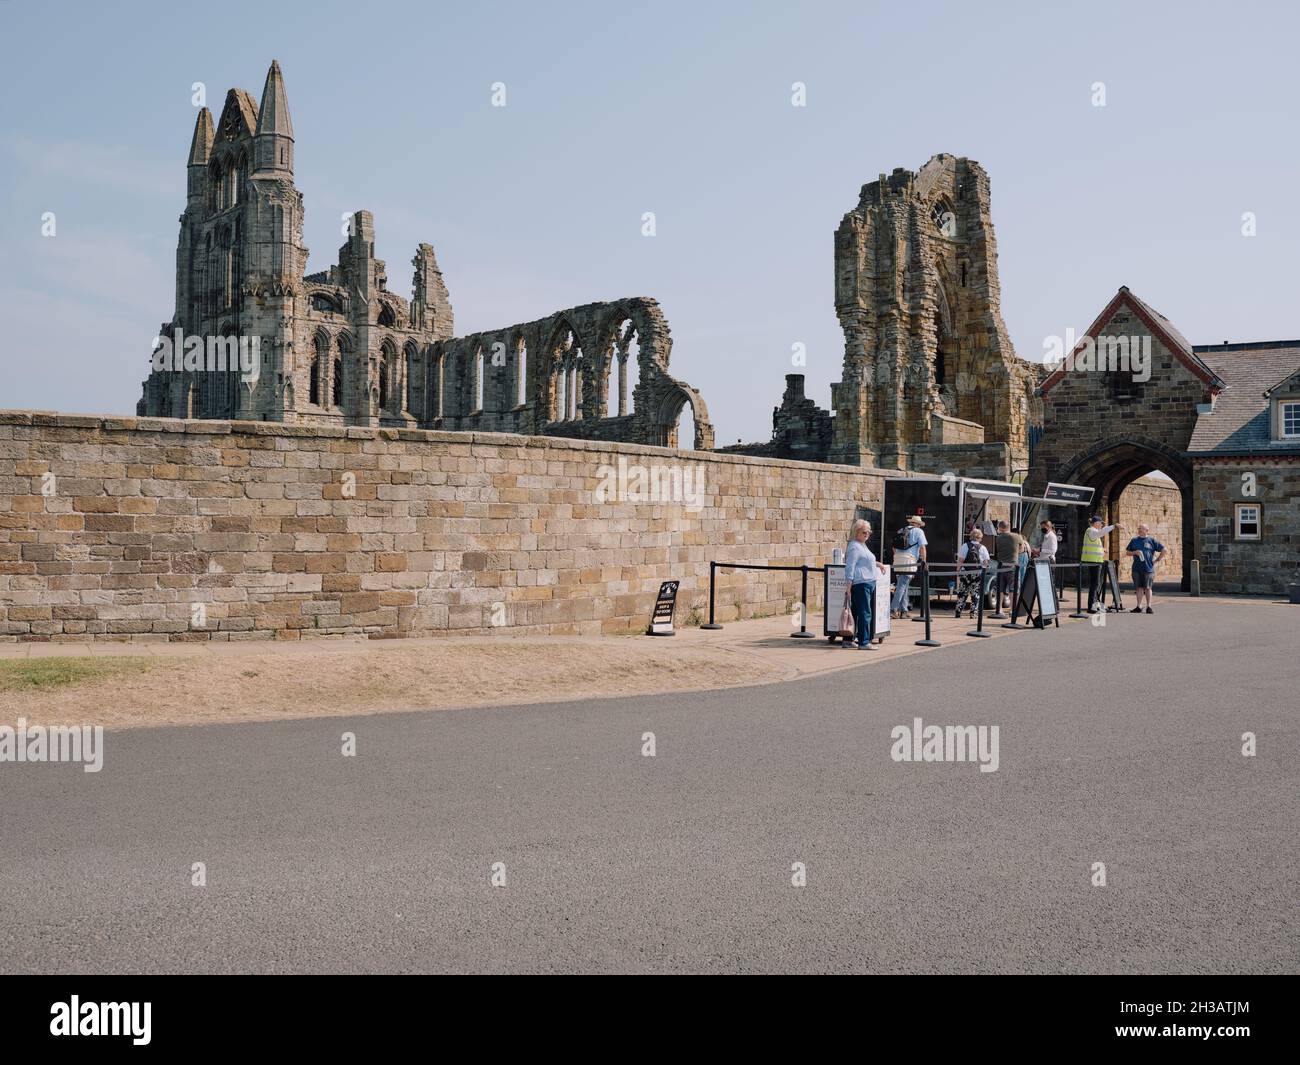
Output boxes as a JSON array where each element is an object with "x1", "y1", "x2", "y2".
[
  {"x1": 188, "y1": 108, "x2": 214, "y2": 166},
  {"x1": 255, "y1": 60, "x2": 293, "y2": 138}
]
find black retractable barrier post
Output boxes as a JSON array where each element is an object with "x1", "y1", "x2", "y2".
[
  {"x1": 914, "y1": 562, "x2": 940, "y2": 647},
  {"x1": 988, "y1": 561, "x2": 1005, "y2": 620},
  {"x1": 701, "y1": 560, "x2": 723, "y2": 629},
  {"x1": 967, "y1": 563, "x2": 991, "y2": 638},
  {"x1": 1070, "y1": 560, "x2": 1088, "y2": 619},
  {"x1": 1002, "y1": 561, "x2": 1028, "y2": 629},
  {"x1": 791, "y1": 565, "x2": 815, "y2": 639}
]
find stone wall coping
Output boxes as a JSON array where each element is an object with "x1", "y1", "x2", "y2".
[{"x1": 0, "y1": 408, "x2": 938, "y2": 480}]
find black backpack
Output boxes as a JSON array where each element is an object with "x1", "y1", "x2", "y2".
[{"x1": 892, "y1": 526, "x2": 911, "y2": 551}]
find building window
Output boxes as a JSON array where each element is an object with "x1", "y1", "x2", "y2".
[
  {"x1": 1282, "y1": 400, "x2": 1300, "y2": 438},
  {"x1": 1234, "y1": 503, "x2": 1261, "y2": 541}
]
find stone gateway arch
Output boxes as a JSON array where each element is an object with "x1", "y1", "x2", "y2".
[{"x1": 1029, "y1": 286, "x2": 1300, "y2": 595}]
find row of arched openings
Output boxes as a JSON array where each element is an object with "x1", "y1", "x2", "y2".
[{"x1": 303, "y1": 315, "x2": 645, "y2": 422}]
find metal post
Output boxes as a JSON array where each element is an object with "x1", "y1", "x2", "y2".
[
  {"x1": 912, "y1": 563, "x2": 930, "y2": 622},
  {"x1": 791, "y1": 564, "x2": 815, "y2": 638},
  {"x1": 967, "y1": 563, "x2": 991, "y2": 638},
  {"x1": 915, "y1": 562, "x2": 940, "y2": 647},
  {"x1": 988, "y1": 561, "x2": 1005, "y2": 620},
  {"x1": 1070, "y1": 560, "x2": 1087, "y2": 619},
  {"x1": 701, "y1": 560, "x2": 723, "y2": 629},
  {"x1": 1002, "y1": 560, "x2": 1028, "y2": 629}
]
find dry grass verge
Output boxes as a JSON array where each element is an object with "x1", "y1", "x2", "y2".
[{"x1": 0, "y1": 641, "x2": 779, "y2": 730}]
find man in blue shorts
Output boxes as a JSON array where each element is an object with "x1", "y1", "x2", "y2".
[{"x1": 1125, "y1": 522, "x2": 1166, "y2": 614}]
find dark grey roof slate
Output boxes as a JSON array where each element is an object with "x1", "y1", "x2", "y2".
[{"x1": 1186, "y1": 342, "x2": 1300, "y2": 455}]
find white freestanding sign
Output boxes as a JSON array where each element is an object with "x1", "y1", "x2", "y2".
[
  {"x1": 874, "y1": 563, "x2": 892, "y2": 641},
  {"x1": 823, "y1": 564, "x2": 850, "y2": 638},
  {"x1": 823, "y1": 563, "x2": 891, "y2": 642}
]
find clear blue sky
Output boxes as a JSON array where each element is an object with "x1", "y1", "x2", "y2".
[{"x1": 2, "y1": 0, "x2": 1296, "y2": 444}]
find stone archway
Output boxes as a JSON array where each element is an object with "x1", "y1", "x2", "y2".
[
  {"x1": 1057, "y1": 436, "x2": 1194, "y2": 591},
  {"x1": 654, "y1": 385, "x2": 710, "y2": 450}
]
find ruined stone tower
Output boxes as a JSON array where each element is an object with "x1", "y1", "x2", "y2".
[
  {"x1": 828, "y1": 154, "x2": 1038, "y2": 473},
  {"x1": 139, "y1": 60, "x2": 455, "y2": 426}
]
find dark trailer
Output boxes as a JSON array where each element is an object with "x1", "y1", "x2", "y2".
[{"x1": 875, "y1": 476, "x2": 1023, "y2": 568}]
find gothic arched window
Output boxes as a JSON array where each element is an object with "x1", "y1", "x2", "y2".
[
  {"x1": 310, "y1": 333, "x2": 328, "y2": 405},
  {"x1": 931, "y1": 198, "x2": 955, "y2": 238}
]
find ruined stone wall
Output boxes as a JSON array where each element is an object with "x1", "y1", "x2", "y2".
[
  {"x1": 716, "y1": 374, "x2": 832, "y2": 462},
  {"x1": 434, "y1": 296, "x2": 713, "y2": 450},
  {"x1": 907, "y1": 442, "x2": 1014, "y2": 482},
  {"x1": 0, "y1": 411, "x2": 908, "y2": 643}
]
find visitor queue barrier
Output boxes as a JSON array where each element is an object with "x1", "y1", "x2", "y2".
[
  {"x1": 699, "y1": 556, "x2": 1122, "y2": 644},
  {"x1": 701, "y1": 559, "x2": 823, "y2": 638}
]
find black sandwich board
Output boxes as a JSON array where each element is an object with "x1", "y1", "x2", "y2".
[
  {"x1": 647, "y1": 580, "x2": 678, "y2": 635},
  {"x1": 1105, "y1": 561, "x2": 1124, "y2": 612},
  {"x1": 1016, "y1": 559, "x2": 1059, "y2": 627}
]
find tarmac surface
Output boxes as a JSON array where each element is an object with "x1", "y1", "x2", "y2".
[{"x1": 2, "y1": 595, "x2": 1296, "y2": 973}]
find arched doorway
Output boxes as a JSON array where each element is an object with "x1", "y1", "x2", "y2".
[
  {"x1": 655, "y1": 387, "x2": 705, "y2": 449},
  {"x1": 1058, "y1": 437, "x2": 1193, "y2": 591}
]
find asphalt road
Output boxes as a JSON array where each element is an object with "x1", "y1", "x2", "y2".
[{"x1": 2, "y1": 598, "x2": 1297, "y2": 974}]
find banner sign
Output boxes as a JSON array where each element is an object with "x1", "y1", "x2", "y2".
[
  {"x1": 1044, "y1": 482, "x2": 1094, "y2": 505},
  {"x1": 648, "y1": 580, "x2": 679, "y2": 635},
  {"x1": 823, "y1": 564, "x2": 849, "y2": 638},
  {"x1": 823, "y1": 563, "x2": 891, "y2": 641}
]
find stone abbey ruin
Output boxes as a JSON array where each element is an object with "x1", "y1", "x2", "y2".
[
  {"x1": 137, "y1": 63, "x2": 1047, "y2": 479},
  {"x1": 2, "y1": 62, "x2": 1290, "y2": 649},
  {"x1": 139, "y1": 61, "x2": 716, "y2": 452}
]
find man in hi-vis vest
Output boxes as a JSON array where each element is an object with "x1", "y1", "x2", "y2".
[{"x1": 1081, "y1": 515, "x2": 1124, "y2": 612}]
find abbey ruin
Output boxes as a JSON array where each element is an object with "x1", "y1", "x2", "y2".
[
  {"x1": 2, "y1": 65, "x2": 1292, "y2": 653},
  {"x1": 138, "y1": 61, "x2": 715, "y2": 451}
]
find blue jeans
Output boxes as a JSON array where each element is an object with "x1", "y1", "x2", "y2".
[
  {"x1": 890, "y1": 573, "x2": 912, "y2": 613},
  {"x1": 851, "y1": 581, "x2": 875, "y2": 646}
]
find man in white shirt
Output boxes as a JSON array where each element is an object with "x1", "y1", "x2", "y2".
[{"x1": 1037, "y1": 520, "x2": 1058, "y2": 564}]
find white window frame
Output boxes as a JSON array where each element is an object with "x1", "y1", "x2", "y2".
[
  {"x1": 1281, "y1": 400, "x2": 1300, "y2": 439},
  {"x1": 1234, "y1": 502, "x2": 1262, "y2": 541}
]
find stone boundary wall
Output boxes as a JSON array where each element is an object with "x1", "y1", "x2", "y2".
[{"x1": 0, "y1": 411, "x2": 916, "y2": 643}]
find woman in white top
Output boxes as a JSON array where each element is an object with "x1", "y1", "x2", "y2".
[
  {"x1": 1037, "y1": 520, "x2": 1058, "y2": 563},
  {"x1": 843, "y1": 518, "x2": 880, "y2": 649}
]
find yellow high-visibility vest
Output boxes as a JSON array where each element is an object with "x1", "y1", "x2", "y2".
[{"x1": 1080, "y1": 529, "x2": 1106, "y2": 563}]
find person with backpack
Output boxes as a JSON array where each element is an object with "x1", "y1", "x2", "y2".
[
  {"x1": 954, "y1": 527, "x2": 990, "y2": 618},
  {"x1": 889, "y1": 515, "x2": 927, "y2": 620}
]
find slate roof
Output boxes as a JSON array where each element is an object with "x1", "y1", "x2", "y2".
[
  {"x1": 1187, "y1": 342, "x2": 1300, "y2": 456},
  {"x1": 1125, "y1": 290, "x2": 1220, "y2": 384}
]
